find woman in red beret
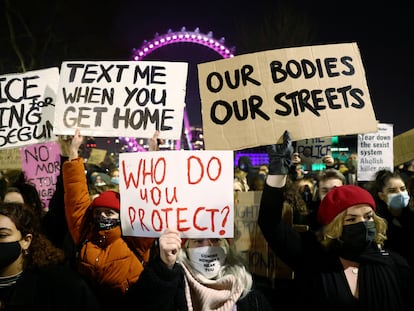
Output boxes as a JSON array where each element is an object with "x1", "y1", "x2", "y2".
[{"x1": 258, "y1": 131, "x2": 414, "y2": 311}]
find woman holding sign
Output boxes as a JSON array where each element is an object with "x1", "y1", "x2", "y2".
[
  {"x1": 126, "y1": 229, "x2": 273, "y2": 311},
  {"x1": 258, "y1": 131, "x2": 414, "y2": 311},
  {"x1": 62, "y1": 129, "x2": 159, "y2": 311}
]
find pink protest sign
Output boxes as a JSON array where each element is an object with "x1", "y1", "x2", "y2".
[{"x1": 20, "y1": 141, "x2": 61, "y2": 212}]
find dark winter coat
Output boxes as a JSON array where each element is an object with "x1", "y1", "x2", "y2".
[
  {"x1": 0, "y1": 264, "x2": 99, "y2": 310},
  {"x1": 126, "y1": 257, "x2": 273, "y2": 311},
  {"x1": 258, "y1": 183, "x2": 414, "y2": 311}
]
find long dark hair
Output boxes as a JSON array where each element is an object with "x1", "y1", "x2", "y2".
[{"x1": 0, "y1": 202, "x2": 65, "y2": 270}]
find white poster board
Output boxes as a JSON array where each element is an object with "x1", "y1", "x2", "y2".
[
  {"x1": 0, "y1": 68, "x2": 59, "y2": 149},
  {"x1": 119, "y1": 150, "x2": 234, "y2": 238},
  {"x1": 357, "y1": 123, "x2": 394, "y2": 181},
  {"x1": 54, "y1": 61, "x2": 188, "y2": 139}
]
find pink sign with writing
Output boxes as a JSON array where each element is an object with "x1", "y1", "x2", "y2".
[{"x1": 20, "y1": 141, "x2": 61, "y2": 212}]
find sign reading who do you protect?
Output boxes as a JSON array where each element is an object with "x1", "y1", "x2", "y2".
[
  {"x1": 54, "y1": 61, "x2": 188, "y2": 139},
  {"x1": 198, "y1": 42, "x2": 378, "y2": 150},
  {"x1": 119, "y1": 150, "x2": 234, "y2": 238}
]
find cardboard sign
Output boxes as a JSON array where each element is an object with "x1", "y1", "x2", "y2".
[
  {"x1": 0, "y1": 148, "x2": 22, "y2": 170},
  {"x1": 87, "y1": 148, "x2": 107, "y2": 166},
  {"x1": 357, "y1": 123, "x2": 394, "y2": 181},
  {"x1": 394, "y1": 128, "x2": 414, "y2": 166},
  {"x1": 234, "y1": 191, "x2": 274, "y2": 278},
  {"x1": 54, "y1": 61, "x2": 188, "y2": 139},
  {"x1": 119, "y1": 150, "x2": 234, "y2": 238},
  {"x1": 20, "y1": 141, "x2": 61, "y2": 211},
  {"x1": 0, "y1": 68, "x2": 59, "y2": 149},
  {"x1": 198, "y1": 42, "x2": 378, "y2": 150}
]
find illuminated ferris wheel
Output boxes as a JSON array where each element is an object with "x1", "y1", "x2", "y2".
[{"x1": 121, "y1": 27, "x2": 235, "y2": 152}]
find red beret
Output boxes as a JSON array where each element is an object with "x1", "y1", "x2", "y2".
[
  {"x1": 90, "y1": 190, "x2": 120, "y2": 212},
  {"x1": 317, "y1": 185, "x2": 376, "y2": 225}
]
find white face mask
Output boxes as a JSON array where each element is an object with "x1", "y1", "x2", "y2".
[{"x1": 187, "y1": 246, "x2": 226, "y2": 279}]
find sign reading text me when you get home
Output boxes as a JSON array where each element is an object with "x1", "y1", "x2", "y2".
[{"x1": 54, "y1": 61, "x2": 188, "y2": 139}]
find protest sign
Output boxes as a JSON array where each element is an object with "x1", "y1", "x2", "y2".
[
  {"x1": 20, "y1": 141, "x2": 60, "y2": 211},
  {"x1": 357, "y1": 123, "x2": 393, "y2": 181},
  {"x1": 119, "y1": 150, "x2": 234, "y2": 238},
  {"x1": 198, "y1": 42, "x2": 378, "y2": 150},
  {"x1": 394, "y1": 128, "x2": 414, "y2": 167},
  {"x1": 0, "y1": 68, "x2": 59, "y2": 149},
  {"x1": 0, "y1": 147, "x2": 22, "y2": 170},
  {"x1": 294, "y1": 136, "x2": 332, "y2": 171},
  {"x1": 234, "y1": 191, "x2": 295, "y2": 279},
  {"x1": 54, "y1": 61, "x2": 188, "y2": 140},
  {"x1": 87, "y1": 148, "x2": 107, "y2": 166},
  {"x1": 234, "y1": 191, "x2": 274, "y2": 278}
]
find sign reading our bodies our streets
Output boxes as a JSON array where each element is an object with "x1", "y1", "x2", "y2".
[
  {"x1": 54, "y1": 61, "x2": 188, "y2": 139},
  {"x1": 198, "y1": 42, "x2": 378, "y2": 150},
  {"x1": 119, "y1": 150, "x2": 234, "y2": 238},
  {"x1": 0, "y1": 68, "x2": 59, "y2": 149}
]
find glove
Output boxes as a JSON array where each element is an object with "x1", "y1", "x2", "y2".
[{"x1": 267, "y1": 130, "x2": 293, "y2": 175}]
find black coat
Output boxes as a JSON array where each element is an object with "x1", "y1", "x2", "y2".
[
  {"x1": 126, "y1": 257, "x2": 273, "y2": 311},
  {"x1": 258, "y1": 183, "x2": 414, "y2": 311},
  {"x1": 0, "y1": 264, "x2": 100, "y2": 311}
]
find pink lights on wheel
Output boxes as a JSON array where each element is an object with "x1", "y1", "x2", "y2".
[{"x1": 132, "y1": 27, "x2": 235, "y2": 61}]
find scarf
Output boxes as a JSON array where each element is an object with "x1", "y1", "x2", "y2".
[
  {"x1": 180, "y1": 261, "x2": 243, "y2": 311},
  {"x1": 357, "y1": 247, "x2": 407, "y2": 311}
]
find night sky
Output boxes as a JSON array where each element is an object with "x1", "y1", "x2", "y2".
[{"x1": 1, "y1": 0, "x2": 412, "y2": 136}]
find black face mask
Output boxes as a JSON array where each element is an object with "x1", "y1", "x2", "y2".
[
  {"x1": 93, "y1": 216, "x2": 120, "y2": 230},
  {"x1": 339, "y1": 221, "x2": 376, "y2": 261},
  {"x1": 0, "y1": 241, "x2": 22, "y2": 269},
  {"x1": 301, "y1": 185, "x2": 312, "y2": 204}
]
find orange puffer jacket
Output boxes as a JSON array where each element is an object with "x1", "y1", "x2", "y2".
[{"x1": 63, "y1": 157, "x2": 154, "y2": 294}]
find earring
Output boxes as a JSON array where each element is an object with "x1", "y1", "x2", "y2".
[{"x1": 23, "y1": 249, "x2": 29, "y2": 255}]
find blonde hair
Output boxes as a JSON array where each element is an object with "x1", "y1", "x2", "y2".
[
  {"x1": 178, "y1": 239, "x2": 253, "y2": 299},
  {"x1": 319, "y1": 210, "x2": 387, "y2": 249}
]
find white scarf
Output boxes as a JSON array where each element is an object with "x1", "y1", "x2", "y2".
[{"x1": 180, "y1": 261, "x2": 243, "y2": 311}]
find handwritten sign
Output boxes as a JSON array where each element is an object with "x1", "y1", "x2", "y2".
[
  {"x1": 0, "y1": 68, "x2": 59, "y2": 149},
  {"x1": 295, "y1": 136, "x2": 332, "y2": 170},
  {"x1": 198, "y1": 42, "x2": 378, "y2": 150},
  {"x1": 53, "y1": 61, "x2": 188, "y2": 140},
  {"x1": 357, "y1": 123, "x2": 394, "y2": 181},
  {"x1": 394, "y1": 128, "x2": 414, "y2": 167},
  {"x1": 20, "y1": 141, "x2": 61, "y2": 211},
  {"x1": 119, "y1": 150, "x2": 234, "y2": 238}
]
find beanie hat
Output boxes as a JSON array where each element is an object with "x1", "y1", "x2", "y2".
[
  {"x1": 238, "y1": 156, "x2": 252, "y2": 173},
  {"x1": 317, "y1": 185, "x2": 376, "y2": 225},
  {"x1": 90, "y1": 190, "x2": 120, "y2": 212}
]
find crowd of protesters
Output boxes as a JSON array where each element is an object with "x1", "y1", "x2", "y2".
[{"x1": 0, "y1": 130, "x2": 413, "y2": 310}]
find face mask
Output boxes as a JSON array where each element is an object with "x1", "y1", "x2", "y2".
[
  {"x1": 94, "y1": 216, "x2": 120, "y2": 230},
  {"x1": 187, "y1": 246, "x2": 226, "y2": 279},
  {"x1": 387, "y1": 191, "x2": 410, "y2": 209},
  {"x1": 339, "y1": 221, "x2": 376, "y2": 261},
  {"x1": 0, "y1": 241, "x2": 22, "y2": 269},
  {"x1": 111, "y1": 177, "x2": 119, "y2": 185},
  {"x1": 301, "y1": 185, "x2": 312, "y2": 204}
]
